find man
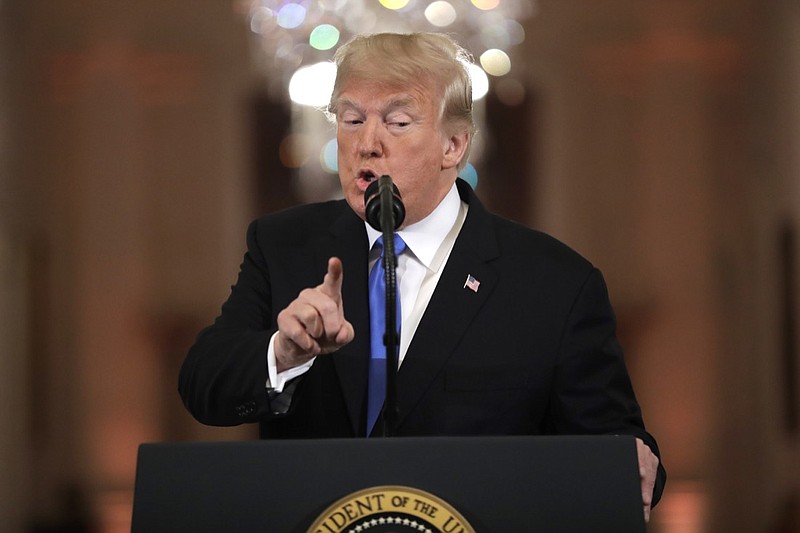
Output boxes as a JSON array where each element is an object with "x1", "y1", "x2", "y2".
[{"x1": 179, "y1": 32, "x2": 665, "y2": 520}]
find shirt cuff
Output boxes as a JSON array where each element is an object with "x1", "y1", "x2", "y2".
[{"x1": 266, "y1": 332, "x2": 315, "y2": 392}]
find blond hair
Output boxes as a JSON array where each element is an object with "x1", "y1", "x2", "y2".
[{"x1": 328, "y1": 32, "x2": 476, "y2": 170}]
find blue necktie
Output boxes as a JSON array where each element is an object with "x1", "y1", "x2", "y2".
[{"x1": 367, "y1": 234, "x2": 406, "y2": 436}]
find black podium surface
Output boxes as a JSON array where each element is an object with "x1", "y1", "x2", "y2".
[{"x1": 132, "y1": 435, "x2": 645, "y2": 532}]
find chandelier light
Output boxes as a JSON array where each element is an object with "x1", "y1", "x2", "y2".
[{"x1": 239, "y1": 0, "x2": 537, "y2": 101}]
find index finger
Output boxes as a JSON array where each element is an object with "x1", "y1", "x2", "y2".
[{"x1": 319, "y1": 257, "x2": 344, "y2": 299}]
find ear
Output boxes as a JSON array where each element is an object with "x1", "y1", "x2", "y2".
[{"x1": 441, "y1": 129, "x2": 470, "y2": 170}]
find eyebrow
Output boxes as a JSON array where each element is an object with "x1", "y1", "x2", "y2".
[{"x1": 334, "y1": 95, "x2": 418, "y2": 115}]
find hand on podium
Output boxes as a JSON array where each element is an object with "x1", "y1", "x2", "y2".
[{"x1": 637, "y1": 438, "x2": 659, "y2": 522}]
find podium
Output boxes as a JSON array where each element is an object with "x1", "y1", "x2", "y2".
[{"x1": 132, "y1": 435, "x2": 645, "y2": 532}]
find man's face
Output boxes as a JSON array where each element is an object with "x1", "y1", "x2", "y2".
[{"x1": 334, "y1": 80, "x2": 464, "y2": 227}]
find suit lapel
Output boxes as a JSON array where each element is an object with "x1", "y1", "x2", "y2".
[
  {"x1": 396, "y1": 181, "x2": 500, "y2": 428},
  {"x1": 325, "y1": 205, "x2": 370, "y2": 435}
]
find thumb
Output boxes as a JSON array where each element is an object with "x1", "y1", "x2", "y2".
[{"x1": 319, "y1": 257, "x2": 344, "y2": 300}]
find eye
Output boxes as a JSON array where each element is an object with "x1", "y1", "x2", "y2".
[
  {"x1": 338, "y1": 110, "x2": 364, "y2": 126},
  {"x1": 386, "y1": 114, "x2": 413, "y2": 129}
]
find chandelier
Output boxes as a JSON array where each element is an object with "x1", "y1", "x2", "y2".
[{"x1": 238, "y1": 0, "x2": 537, "y2": 100}]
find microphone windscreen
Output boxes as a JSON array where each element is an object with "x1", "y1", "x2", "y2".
[{"x1": 364, "y1": 177, "x2": 405, "y2": 231}]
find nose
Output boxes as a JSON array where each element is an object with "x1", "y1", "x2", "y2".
[{"x1": 357, "y1": 118, "x2": 383, "y2": 158}]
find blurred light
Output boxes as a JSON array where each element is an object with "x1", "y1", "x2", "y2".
[
  {"x1": 504, "y1": 19, "x2": 526, "y2": 46},
  {"x1": 480, "y1": 19, "x2": 526, "y2": 50},
  {"x1": 480, "y1": 48, "x2": 511, "y2": 76},
  {"x1": 344, "y1": 8, "x2": 378, "y2": 33},
  {"x1": 276, "y1": 3, "x2": 306, "y2": 29},
  {"x1": 249, "y1": 7, "x2": 276, "y2": 34},
  {"x1": 471, "y1": 0, "x2": 500, "y2": 10},
  {"x1": 460, "y1": 163, "x2": 479, "y2": 189},
  {"x1": 309, "y1": 24, "x2": 340, "y2": 50},
  {"x1": 276, "y1": 42, "x2": 309, "y2": 72},
  {"x1": 379, "y1": 0, "x2": 410, "y2": 10},
  {"x1": 468, "y1": 64, "x2": 489, "y2": 100},
  {"x1": 289, "y1": 62, "x2": 337, "y2": 106},
  {"x1": 318, "y1": 0, "x2": 349, "y2": 10},
  {"x1": 242, "y1": 0, "x2": 537, "y2": 94},
  {"x1": 424, "y1": 1, "x2": 457, "y2": 27},
  {"x1": 279, "y1": 133, "x2": 313, "y2": 168},
  {"x1": 320, "y1": 138, "x2": 339, "y2": 173},
  {"x1": 495, "y1": 77, "x2": 526, "y2": 106}
]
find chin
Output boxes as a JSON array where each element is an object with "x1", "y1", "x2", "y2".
[{"x1": 344, "y1": 195, "x2": 366, "y2": 221}]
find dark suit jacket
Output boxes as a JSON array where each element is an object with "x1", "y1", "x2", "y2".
[{"x1": 179, "y1": 179, "x2": 665, "y2": 502}]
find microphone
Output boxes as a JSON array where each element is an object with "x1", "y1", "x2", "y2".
[
  {"x1": 364, "y1": 175, "x2": 405, "y2": 232},
  {"x1": 363, "y1": 175, "x2": 405, "y2": 437}
]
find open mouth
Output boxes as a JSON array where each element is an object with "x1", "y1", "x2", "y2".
[{"x1": 357, "y1": 170, "x2": 378, "y2": 190}]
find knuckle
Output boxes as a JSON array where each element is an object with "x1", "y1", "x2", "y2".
[
  {"x1": 277, "y1": 307, "x2": 291, "y2": 324},
  {"x1": 299, "y1": 287, "x2": 317, "y2": 298},
  {"x1": 317, "y1": 299, "x2": 338, "y2": 316}
]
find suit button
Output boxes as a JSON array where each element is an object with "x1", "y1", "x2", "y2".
[{"x1": 236, "y1": 401, "x2": 257, "y2": 417}]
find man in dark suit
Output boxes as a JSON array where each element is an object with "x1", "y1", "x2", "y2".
[{"x1": 179, "y1": 32, "x2": 665, "y2": 520}]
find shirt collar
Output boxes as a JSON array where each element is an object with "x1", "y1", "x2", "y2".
[{"x1": 365, "y1": 182, "x2": 461, "y2": 270}]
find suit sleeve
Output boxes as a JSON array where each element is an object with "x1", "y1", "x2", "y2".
[
  {"x1": 550, "y1": 268, "x2": 667, "y2": 505},
  {"x1": 178, "y1": 220, "x2": 278, "y2": 426}
]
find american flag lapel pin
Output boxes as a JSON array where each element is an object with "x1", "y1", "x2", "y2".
[{"x1": 463, "y1": 274, "x2": 480, "y2": 293}]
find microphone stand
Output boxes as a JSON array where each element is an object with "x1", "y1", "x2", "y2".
[{"x1": 377, "y1": 177, "x2": 400, "y2": 438}]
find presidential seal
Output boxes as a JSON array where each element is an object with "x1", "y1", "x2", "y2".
[{"x1": 307, "y1": 485, "x2": 476, "y2": 533}]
